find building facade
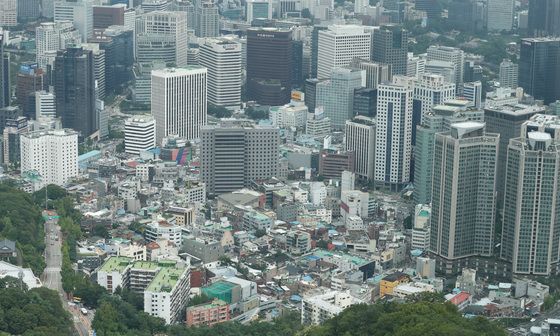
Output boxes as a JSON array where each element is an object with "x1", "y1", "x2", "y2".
[
  {"x1": 345, "y1": 117, "x2": 375, "y2": 180},
  {"x1": 124, "y1": 116, "x2": 156, "y2": 155}
]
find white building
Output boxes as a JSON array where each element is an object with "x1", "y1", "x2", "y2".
[
  {"x1": 143, "y1": 263, "x2": 190, "y2": 324},
  {"x1": 374, "y1": 76, "x2": 414, "y2": 191},
  {"x1": 125, "y1": 116, "x2": 156, "y2": 155},
  {"x1": 269, "y1": 100, "x2": 309, "y2": 129},
  {"x1": 0, "y1": 261, "x2": 42, "y2": 288},
  {"x1": 145, "y1": 220, "x2": 184, "y2": 247},
  {"x1": 54, "y1": 0, "x2": 94, "y2": 40},
  {"x1": 407, "y1": 52, "x2": 426, "y2": 79},
  {"x1": 426, "y1": 46, "x2": 465, "y2": 91},
  {"x1": 393, "y1": 282, "x2": 435, "y2": 298},
  {"x1": 499, "y1": 59, "x2": 518, "y2": 89},
  {"x1": 301, "y1": 291, "x2": 362, "y2": 325},
  {"x1": 345, "y1": 116, "x2": 375, "y2": 180},
  {"x1": 20, "y1": 129, "x2": 78, "y2": 188},
  {"x1": 487, "y1": 0, "x2": 514, "y2": 32},
  {"x1": 0, "y1": 0, "x2": 17, "y2": 27},
  {"x1": 35, "y1": 91, "x2": 56, "y2": 118},
  {"x1": 317, "y1": 25, "x2": 371, "y2": 79},
  {"x1": 151, "y1": 67, "x2": 207, "y2": 145},
  {"x1": 36, "y1": 21, "x2": 81, "y2": 69},
  {"x1": 198, "y1": 38, "x2": 242, "y2": 109},
  {"x1": 306, "y1": 109, "x2": 331, "y2": 139},
  {"x1": 414, "y1": 74, "x2": 456, "y2": 120},
  {"x1": 246, "y1": 0, "x2": 273, "y2": 23},
  {"x1": 411, "y1": 204, "x2": 431, "y2": 251},
  {"x1": 340, "y1": 189, "x2": 369, "y2": 222}
]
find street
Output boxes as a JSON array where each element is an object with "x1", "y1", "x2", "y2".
[{"x1": 42, "y1": 214, "x2": 92, "y2": 336}]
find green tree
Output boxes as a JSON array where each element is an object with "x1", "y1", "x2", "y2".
[
  {"x1": 208, "y1": 103, "x2": 233, "y2": 118},
  {"x1": 187, "y1": 294, "x2": 212, "y2": 307}
]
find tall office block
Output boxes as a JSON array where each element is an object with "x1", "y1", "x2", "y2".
[
  {"x1": 317, "y1": 25, "x2": 371, "y2": 79},
  {"x1": 461, "y1": 81, "x2": 482, "y2": 109},
  {"x1": 20, "y1": 129, "x2": 78, "y2": 188},
  {"x1": 151, "y1": 67, "x2": 207, "y2": 145},
  {"x1": 18, "y1": 0, "x2": 41, "y2": 22},
  {"x1": 304, "y1": 78, "x2": 323, "y2": 113},
  {"x1": 350, "y1": 58, "x2": 391, "y2": 90},
  {"x1": 430, "y1": 122, "x2": 499, "y2": 274},
  {"x1": 199, "y1": 38, "x2": 241, "y2": 109},
  {"x1": 501, "y1": 115, "x2": 560, "y2": 275},
  {"x1": 195, "y1": 0, "x2": 219, "y2": 37},
  {"x1": 315, "y1": 68, "x2": 363, "y2": 130},
  {"x1": 374, "y1": 76, "x2": 414, "y2": 191},
  {"x1": 499, "y1": 59, "x2": 518, "y2": 89},
  {"x1": 413, "y1": 73, "x2": 455, "y2": 120},
  {"x1": 54, "y1": 47, "x2": 97, "y2": 137},
  {"x1": 407, "y1": 53, "x2": 426, "y2": 79},
  {"x1": 125, "y1": 115, "x2": 156, "y2": 155},
  {"x1": 92, "y1": 4, "x2": 125, "y2": 29},
  {"x1": 426, "y1": 45, "x2": 464, "y2": 92},
  {"x1": 201, "y1": 121, "x2": 280, "y2": 195},
  {"x1": 36, "y1": 21, "x2": 81, "y2": 70},
  {"x1": 345, "y1": 116, "x2": 375, "y2": 180},
  {"x1": 487, "y1": 0, "x2": 514, "y2": 31},
  {"x1": 353, "y1": 88, "x2": 377, "y2": 117},
  {"x1": 15, "y1": 64, "x2": 45, "y2": 120},
  {"x1": 528, "y1": 0, "x2": 560, "y2": 37},
  {"x1": 3, "y1": 117, "x2": 28, "y2": 166},
  {"x1": 54, "y1": 0, "x2": 94, "y2": 40},
  {"x1": 310, "y1": 25, "x2": 328, "y2": 79},
  {"x1": 0, "y1": 0, "x2": 17, "y2": 27},
  {"x1": 246, "y1": 28, "x2": 292, "y2": 106},
  {"x1": 35, "y1": 91, "x2": 56, "y2": 118},
  {"x1": 246, "y1": 0, "x2": 272, "y2": 23},
  {"x1": 141, "y1": 0, "x2": 170, "y2": 12},
  {"x1": 136, "y1": 11, "x2": 188, "y2": 67},
  {"x1": 83, "y1": 43, "x2": 106, "y2": 100},
  {"x1": 372, "y1": 25, "x2": 408, "y2": 76},
  {"x1": 519, "y1": 38, "x2": 560, "y2": 105},
  {"x1": 0, "y1": 30, "x2": 6, "y2": 109}
]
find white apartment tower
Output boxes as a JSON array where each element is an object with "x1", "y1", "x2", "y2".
[
  {"x1": 151, "y1": 67, "x2": 207, "y2": 145},
  {"x1": 413, "y1": 73, "x2": 456, "y2": 120},
  {"x1": 345, "y1": 117, "x2": 376, "y2": 180},
  {"x1": 125, "y1": 116, "x2": 156, "y2": 155},
  {"x1": 54, "y1": 0, "x2": 94, "y2": 40},
  {"x1": 426, "y1": 46, "x2": 465, "y2": 92},
  {"x1": 20, "y1": 129, "x2": 78, "y2": 188},
  {"x1": 374, "y1": 76, "x2": 414, "y2": 191},
  {"x1": 36, "y1": 21, "x2": 81, "y2": 69},
  {"x1": 198, "y1": 38, "x2": 242, "y2": 109},
  {"x1": 317, "y1": 25, "x2": 371, "y2": 79}
]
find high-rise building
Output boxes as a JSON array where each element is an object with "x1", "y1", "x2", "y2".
[
  {"x1": 54, "y1": 0, "x2": 94, "y2": 40},
  {"x1": 499, "y1": 59, "x2": 518, "y2": 89},
  {"x1": 0, "y1": 30, "x2": 6, "y2": 109},
  {"x1": 426, "y1": 45, "x2": 465, "y2": 92},
  {"x1": 195, "y1": 0, "x2": 219, "y2": 37},
  {"x1": 353, "y1": 88, "x2": 377, "y2": 118},
  {"x1": 519, "y1": 38, "x2": 560, "y2": 105},
  {"x1": 35, "y1": 91, "x2": 56, "y2": 118},
  {"x1": 135, "y1": 11, "x2": 188, "y2": 67},
  {"x1": 124, "y1": 115, "x2": 156, "y2": 155},
  {"x1": 430, "y1": 122, "x2": 499, "y2": 275},
  {"x1": 448, "y1": 0, "x2": 486, "y2": 33},
  {"x1": 0, "y1": 107, "x2": 21, "y2": 134},
  {"x1": 316, "y1": 25, "x2": 371, "y2": 79},
  {"x1": 198, "y1": 38, "x2": 242, "y2": 109},
  {"x1": 461, "y1": 81, "x2": 482, "y2": 109},
  {"x1": 82, "y1": 43, "x2": 106, "y2": 100},
  {"x1": 486, "y1": 0, "x2": 514, "y2": 32},
  {"x1": 0, "y1": 0, "x2": 17, "y2": 27},
  {"x1": 310, "y1": 25, "x2": 328, "y2": 79},
  {"x1": 15, "y1": 63, "x2": 45, "y2": 120},
  {"x1": 246, "y1": 28, "x2": 292, "y2": 106},
  {"x1": 501, "y1": 115, "x2": 560, "y2": 276},
  {"x1": 485, "y1": 103, "x2": 546, "y2": 198},
  {"x1": 528, "y1": 0, "x2": 560, "y2": 37},
  {"x1": 345, "y1": 116, "x2": 375, "y2": 180},
  {"x1": 92, "y1": 4, "x2": 125, "y2": 29},
  {"x1": 201, "y1": 121, "x2": 279, "y2": 195},
  {"x1": 20, "y1": 129, "x2": 78, "y2": 188},
  {"x1": 36, "y1": 21, "x2": 82, "y2": 70},
  {"x1": 315, "y1": 68, "x2": 364, "y2": 130},
  {"x1": 406, "y1": 52, "x2": 425, "y2": 79},
  {"x1": 17, "y1": 0, "x2": 41, "y2": 22},
  {"x1": 413, "y1": 73, "x2": 456, "y2": 120},
  {"x1": 350, "y1": 58, "x2": 391, "y2": 90},
  {"x1": 151, "y1": 67, "x2": 207, "y2": 145},
  {"x1": 3, "y1": 117, "x2": 28, "y2": 166},
  {"x1": 141, "y1": 0, "x2": 170, "y2": 12},
  {"x1": 374, "y1": 76, "x2": 414, "y2": 191},
  {"x1": 246, "y1": 0, "x2": 272, "y2": 23},
  {"x1": 54, "y1": 47, "x2": 97, "y2": 137},
  {"x1": 371, "y1": 25, "x2": 408, "y2": 76}
]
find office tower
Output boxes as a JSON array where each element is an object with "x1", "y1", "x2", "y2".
[
  {"x1": 310, "y1": 25, "x2": 328, "y2": 79},
  {"x1": 499, "y1": 59, "x2": 518, "y2": 89},
  {"x1": 15, "y1": 64, "x2": 45, "y2": 120},
  {"x1": 54, "y1": 47, "x2": 97, "y2": 137},
  {"x1": 201, "y1": 121, "x2": 280, "y2": 195},
  {"x1": 20, "y1": 129, "x2": 78, "y2": 187},
  {"x1": 413, "y1": 74, "x2": 456, "y2": 120},
  {"x1": 484, "y1": 103, "x2": 545, "y2": 199},
  {"x1": 151, "y1": 67, "x2": 207, "y2": 145},
  {"x1": 136, "y1": 11, "x2": 188, "y2": 67},
  {"x1": 36, "y1": 21, "x2": 81, "y2": 70},
  {"x1": 195, "y1": 0, "x2": 219, "y2": 37},
  {"x1": 43, "y1": 0, "x2": 54, "y2": 18},
  {"x1": 82, "y1": 44, "x2": 106, "y2": 100},
  {"x1": 199, "y1": 38, "x2": 242, "y2": 109},
  {"x1": 292, "y1": 40, "x2": 304, "y2": 88},
  {"x1": 461, "y1": 81, "x2": 482, "y2": 109},
  {"x1": 354, "y1": 88, "x2": 377, "y2": 117},
  {"x1": 141, "y1": 0, "x2": 170, "y2": 12},
  {"x1": 246, "y1": 28, "x2": 292, "y2": 106},
  {"x1": 407, "y1": 53, "x2": 425, "y2": 79},
  {"x1": 0, "y1": 0, "x2": 17, "y2": 27},
  {"x1": 0, "y1": 106, "x2": 20, "y2": 134},
  {"x1": 426, "y1": 46, "x2": 464, "y2": 92},
  {"x1": 306, "y1": 109, "x2": 330, "y2": 139},
  {"x1": 3, "y1": 117, "x2": 28, "y2": 166},
  {"x1": 448, "y1": 0, "x2": 486, "y2": 33},
  {"x1": 246, "y1": 0, "x2": 272, "y2": 23},
  {"x1": 18, "y1": 0, "x2": 41, "y2": 22},
  {"x1": 486, "y1": 0, "x2": 514, "y2": 32},
  {"x1": 413, "y1": 101, "x2": 484, "y2": 205},
  {"x1": 374, "y1": 76, "x2": 414, "y2": 191},
  {"x1": 528, "y1": 0, "x2": 560, "y2": 37},
  {"x1": 304, "y1": 78, "x2": 323, "y2": 113},
  {"x1": 415, "y1": 0, "x2": 441, "y2": 19},
  {"x1": 345, "y1": 116, "x2": 375, "y2": 180},
  {"x1": 430, "y1": 122, "x2": 499, "y2": 275},
  {"x1": 93, "y1": 4, "x2": 125, "y2": 29},
  {"x1": 35, "y1": 91, "x2": 56, "y2": 118},
  {"x1": 124, "y1": 115, "x2": 156, "y2": 155},
  {"x1": 0, "y1": 30, "x2": 5, "y2": 109},
  {"x1": 501, "y1": 115, "x2": 560, "y2": 276},
  {"x1": 519, "y1": 38, "x2": 560, "y2": 105},
  {"x1": 54, "y1": 0, "x2": 94, "y2": 41},
  {"x1": 371, "y1": 25, "x2": 408, "y2": 75},
  {"x1": 350, "y1": 58, "x2": 391, "y2": 90},
  {"x1": 316, "y1": 25, "x2": 371, "y2": 79},
  {"x1": 315, "y1": 68, "x2": 364, "y2": 130}
]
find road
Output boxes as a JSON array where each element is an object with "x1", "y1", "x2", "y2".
[
  {"x1": 508, "y1": 303, "x2": 560, "y2": 335},
  {"x1": 42, "y1": 214, "x2": 92, "y2": 336}
]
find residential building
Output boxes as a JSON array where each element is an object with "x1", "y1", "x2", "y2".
[
  {"x1": 426, "y1": 45, "x2": 465, "y2": 91},
  {"x1": 54, "y1": 0, "x2": 94, "y2": 40},
  {"x1": 518, "y1": 37, "x2": 560, "y2": 104},
  {"x1": 345, "y1": 116, "x2": 375, "y2": 180},
  {"x1": 371, "y1": 25, "x2": 408, "y2": 75},
  {"x1": 430, "y1": 122, "x2": 499, "y2": 275},
  {"x1": 186, "y1": 300, "x2": 230, "y2": 327},
  {"x1": 286, "y1": 230, "x2": 311, "y2": 255},
  {"x1": 242, "y1": 211, "x2": 273, "y2": 232},
  {"x1": 499, "y1": 59, "x2": 518, "y2": 89},
  {"x1": 124, "y1": 116, "x2": 156, "y2": 155},
  {"x1": 487, "y1": 0, "x2": 514, "y2": 31},
  {"x1": 380, "y1": 272, "x2": 410, "y2": 297},
  {"x1": 413, "y1": 73, "x2": 456, "y2": 120},
  {"x1": 183, "y1": 237, "x2": 223, "y2": 263},
  {"x1": 144, "y1": 220, "x2": 183, "y2": 247},
  {"x1": 301, "y1": 291, "x2": 362, "y2": 325}
]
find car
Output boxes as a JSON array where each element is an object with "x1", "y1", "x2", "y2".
[{"x1": 80, "y1": 308, "x2": 88, "y2": 315}]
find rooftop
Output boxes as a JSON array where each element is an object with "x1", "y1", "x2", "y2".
[
  {"x1": 99, "y1": 256, "x2": 132, "y2": 273},
  {"x1": 131, "y1": 260, "x2": 158, "y2": 270},
  {"x1": 145, "y1": 261, "x2": 187, "y2": 293},
  {"x1": 312, "y1": 249, "x2": 370, "y2": 266}
]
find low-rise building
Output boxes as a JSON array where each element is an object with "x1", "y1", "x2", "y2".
[
  {"x1": 186, "y1": 299, "x2": 230, "y2": 327},
  {"x1": 380, "y1": 272, "x2": 410, "y2": 297},
  {"x1": 301, "y1": 291, "x2": 362, "y2": 325}
]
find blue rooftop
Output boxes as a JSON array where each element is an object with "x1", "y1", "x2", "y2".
[{"x1": 78, "y1": 150, "x2": 101, "y2": 161}]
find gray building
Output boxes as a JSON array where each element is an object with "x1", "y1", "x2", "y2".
[
  {"x1": 183, "y1": 236, "x2": 223, "y2": 263},
  {"x1": 430, "y1": 122, "x2": 499, "y2": 275},
  {"x1": 371, "y1": 25, "x2": 409, "y2": 76},
  {"x1": 195, "y1": 0, "x2": 219, "y2": 37},
  {"x1": 201, "y1": 121, "x2": 280, "y2": 195}
]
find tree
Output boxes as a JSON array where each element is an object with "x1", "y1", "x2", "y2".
[
  {"x1": 92, "y1": 224, "x2": 109, "y2": 238},
  {"x1": 245, "y1": 107, "x2": 268, "y2": 120},
  {"x1": 187, "y1": 294, "x2": 212, "y2": 307},
  {"x1": 208, "y1": 103, "x2": 233, "y2": 118}
]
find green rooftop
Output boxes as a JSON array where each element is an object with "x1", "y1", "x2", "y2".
[
  {"x1": 100, "y1": 256, "x2": 132, "y2": 273},
  {"x1": 131, "y1": 261, "x2": 158, "y2": 270},
  {"x1": 145, "y1": 263, "x2": 186, "y2": 293}
]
